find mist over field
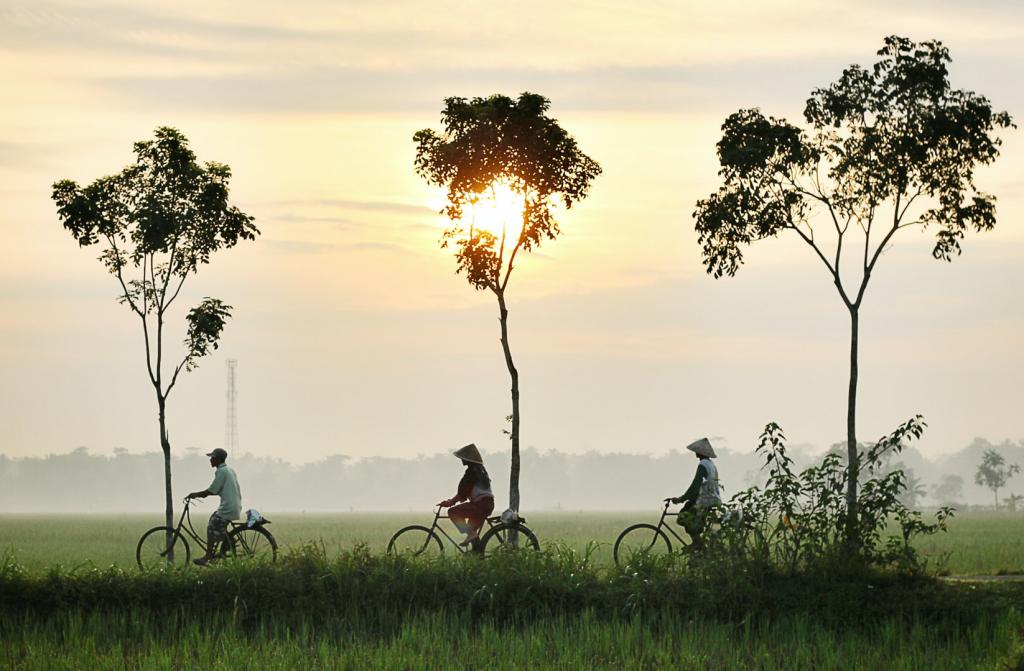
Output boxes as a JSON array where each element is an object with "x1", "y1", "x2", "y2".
[{"x1": 2, "y1": 437, "x2": 1018, "y2": 512}]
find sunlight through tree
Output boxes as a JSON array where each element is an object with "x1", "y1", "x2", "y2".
[{"x1": 415, "y1": 93, "x2": 601, "y2": 522}]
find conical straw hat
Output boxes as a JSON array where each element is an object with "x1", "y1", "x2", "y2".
[
  {"x1": 686, "y1": 437, "x2": 717, "y2": 459},
  {"x1": 453, "y1": 443, "x2": 484, "y2": 464}
]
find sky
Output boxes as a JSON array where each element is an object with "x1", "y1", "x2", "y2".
[{"x1": 0, "y1": 0, "x2": 1022, "y2": 469}]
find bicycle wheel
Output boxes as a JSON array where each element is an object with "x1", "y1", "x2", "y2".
[
  {"x1": 136, "y1": 526, "x2": 191, "y2": 570},
  {"x1": 613, "y1": 523, "x2": 673, "y2": 567},
  {"x1": 479, "y1": 523, "x2": 541, "y2": 554},
  {"x1": 387, "y1": 525, "x2": 444, "y2": 557},
  {"x1": 225, "y1": 525, "x2": 278, "y2": 563}
]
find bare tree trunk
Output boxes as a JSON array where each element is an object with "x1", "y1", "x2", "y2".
[
  {"x1": 846, "y1": 306, "x2": 860, "y2": 544},
  {"x1": 158, "y1": 398, "x2": 174, "y2": 557},
  {"x1": 496, "y1": 290, "x2": 521, "y2": 521}
]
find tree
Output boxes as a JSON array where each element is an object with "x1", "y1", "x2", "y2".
[
  {"x1": 1004, "y1": 493, "x2": 1023, "y2": 513},
  {"x1": 975, "y1": 449, "x2": 1020, "y2": 509},
  {"x1": 414, "y1": 93, "x2": 601, "y2": 516},
  {"x1": 52, "y1": 127, "x2": 258, "y2": 542},
  {"x1": 931, "y1": 474, "x2": 964, "y2": 506},
  {"x1": 692, "y1": 36, "x2": 1012, "y2": 538},
  {"x1": 896, "y1": 465, "x2": 926, "y2": 509}
]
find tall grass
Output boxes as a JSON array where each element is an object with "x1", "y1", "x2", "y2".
[
  {"x1": 2, "y1": 544, "x2": 1020, "y2": 625},
  {"x1": 4, "y1": 545, "x2": 1024, "y2": 669},
  {"x1": 2, "y1": 609, "x2": 1021, "y2": 671}
]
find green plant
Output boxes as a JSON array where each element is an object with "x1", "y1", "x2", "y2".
[{"x1": 709, "y1": 417, "x2": 953, "y2": 575}]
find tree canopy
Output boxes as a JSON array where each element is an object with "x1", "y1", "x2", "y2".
[
  {"x1": 52, "y1": 126, "x2": 258, "y2": 388},
  {"x1": 414, "y1": 92, "x2": 601, "y2": 293},
  {"x1": 695, "y1": 36, "x2": 1013, "y2": 289}
]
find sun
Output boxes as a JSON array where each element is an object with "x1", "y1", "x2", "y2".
[
  {"x1": 428, "y1": 181, "x2": 526, "y2": 242},
  {"x1": 427, "y1": 180, "x2": 530, "y2": 245},
  {"x1": 467, "y1": 182, "x2": 526, "y2": 241}
]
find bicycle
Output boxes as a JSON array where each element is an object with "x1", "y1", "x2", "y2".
[
  {"x1": 613, "y1": 499, "x2": 692, "y2": 566},
  {"x1": 136, "y1": 497, "x2": 278, "y2": 570},
  {"x1": 387, "y1": 506, "x2": 540, "y2": 556}
]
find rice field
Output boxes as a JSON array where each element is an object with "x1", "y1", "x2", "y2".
[
  {"x1": 3, "y1": 610, "x2": 1021, "y2": 671},
  {"x1": 0, "y1": 510, "x2": 1021, "y2": 575},
  {"x1": 4, "y1": 510, "x2": 1024, "y2": 669}
]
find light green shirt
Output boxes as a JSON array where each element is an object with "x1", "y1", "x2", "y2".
[{"x1": 208, "y1": 464, "x2": 242, "y2": 520}]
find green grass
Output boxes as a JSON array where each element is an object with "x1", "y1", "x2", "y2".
[
  {"x1": 1, "y1": 510, "x2": 1021, "y2": 575},
  {"x1": 3, "y1": 510, "x2": 1023, "y2": 669},
  {"x1": 3, "y1": 610, "x2": 1021, "y2": 671},
  {"x1": 3, "y1": 526, "x2": 1024, "y2": 670},
  {"x1": 911, "y1": 511, "x2": 1024, "y2": 575}
]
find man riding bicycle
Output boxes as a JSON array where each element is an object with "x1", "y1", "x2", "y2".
[
  {"x1": 668, "y1": 437, "x2": 722, "y2": 550},
  {"x1": 185, "y1": 447, "x2": 241, "y2": 566}
]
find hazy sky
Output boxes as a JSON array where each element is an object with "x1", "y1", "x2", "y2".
[{"x1": 1, "y1": 0, "x2": 1021, "y2": 465}]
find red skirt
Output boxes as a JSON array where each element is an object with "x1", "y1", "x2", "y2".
[{"x1": 448, "y1": 497, "x2": 495, "y2": 531}]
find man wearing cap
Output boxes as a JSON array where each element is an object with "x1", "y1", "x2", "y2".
[
  {"x1": 186, "y1": 448, "x2": 242, "y2": 566},
  {"x1": 668, "y1": 438, "x2": 722, "y2": 550},
  {"x1": 439, "y1": 443, "x2": 495, "y2": 550}
]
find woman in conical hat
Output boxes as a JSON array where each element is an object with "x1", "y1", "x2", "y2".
[
  {"x1": 667, "y1": 437, "x2": 722, "y2": 550},
  {"x1": 438, "y1": 444, "x2": 495, "y2": 550}
]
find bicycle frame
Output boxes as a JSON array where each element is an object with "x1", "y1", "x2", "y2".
[
  {"x1": 161, "y1": 499, "x2": 209, "y2": 553},
  {"x1": 654, "y1": 500, "x2": 692, "y2": 547},
  {"x1": 426, "y1": 506, "x2": 499, "y2": 552},
  {"x1": 170, "y1": 498, "x2": 240, "y2": 556}
]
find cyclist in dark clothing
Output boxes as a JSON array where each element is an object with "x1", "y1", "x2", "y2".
[{"x1": 439, "y1": 443, "x2": 495, "y2": 548}]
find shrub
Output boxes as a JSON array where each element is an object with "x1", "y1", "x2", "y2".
[{"x1": 701, "y1": 416, "x2": 953, "y2": 576}]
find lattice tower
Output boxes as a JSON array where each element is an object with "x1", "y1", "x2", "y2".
[{"x1": 225, "y1": 359, "x2": 238, "y2": 453}]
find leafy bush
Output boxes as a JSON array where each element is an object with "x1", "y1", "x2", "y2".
[{"x1": 699, "y1": 416, "x2": 953, "y2": 576}]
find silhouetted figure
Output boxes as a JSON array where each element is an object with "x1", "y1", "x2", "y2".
[
  {"x1": 186, "y1": 448, "x2": 242, "y2": 565},
  {"x1": 438, "y1": 444, "x2": 494, "y2": 551},
  {"x1": 669, "y1": 438, "x2": 722, "y2": 550}
]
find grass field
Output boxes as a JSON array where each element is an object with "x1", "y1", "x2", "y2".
[
  {"x1": 4, "y1": 610, "x2": 1021, "y2": 671},
  {"x1": 4, "y1": 510, "x2": 1024, "y2": 669},
  {"x1": 1, "y1": 509, "x2": 1022, "y2": 575}
]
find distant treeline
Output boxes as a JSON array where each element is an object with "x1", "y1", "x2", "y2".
[{"x1": 1, "y1": 438, "x2": 1021, "y2": 513}]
